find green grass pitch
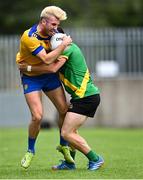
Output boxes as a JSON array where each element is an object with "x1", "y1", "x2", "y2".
[{"x1": 0, "y1": 127, "x2": 143, "y2": 179}]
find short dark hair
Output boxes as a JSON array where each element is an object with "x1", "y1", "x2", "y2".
[{"x1": 57, "y1": 27, "x2": 65, "y2": 33}]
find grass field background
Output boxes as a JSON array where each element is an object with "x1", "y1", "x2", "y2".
[{"x1": 0, "y1": 127, "x2": 143, "y2": 179}]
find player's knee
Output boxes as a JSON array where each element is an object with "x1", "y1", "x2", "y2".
[
  {"x1": 61, "y1": 129, "x2": 70, "y2": 140},
  {"x1": 58, "y1": 105, "x2": 68, "y2": 115},
  {"x1": 32, "y1": 112, "x2": 43, "y2": 124}
]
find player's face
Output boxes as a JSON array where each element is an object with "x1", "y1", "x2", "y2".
[{"x1": 44, "y1": 16, "x2": 60, "y2": 36}]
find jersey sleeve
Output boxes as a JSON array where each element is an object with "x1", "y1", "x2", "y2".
[
  {"x1": 58, "y1": 55, "x2": 68, "y2": 60},
  {"x1": 21, "y1": 32, "x2": 44, "y2": 56},
  {"x1": 60, "y1": 46, "x2": 72, "y2": 60}
]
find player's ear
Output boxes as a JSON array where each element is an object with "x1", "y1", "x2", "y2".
[{"x1": 40, "y1": 17, "x2": 46, "y2": 25}]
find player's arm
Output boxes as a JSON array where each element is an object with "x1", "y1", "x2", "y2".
[
  {"x1": 36, "y1": 35, "x2": 71, "y2": 65},
  {"x1": 18, "y1": 57, "x2": 67, "y2": 73}
]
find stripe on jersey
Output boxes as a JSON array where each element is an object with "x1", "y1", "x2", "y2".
[{"x1": 59, "y1": 69, "x2": 90, "y2": 98}]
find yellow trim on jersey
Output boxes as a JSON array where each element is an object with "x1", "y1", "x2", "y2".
[
  {"x1": 59, "y1": 69, "x2": 90, "y2": 98},
  {"x1": 57, "y1": 55, "x2": 68, "y2": 61},
  {"x1": 59, "y1": 73, "x2": 77, "y2": 91},
  {"x1": 75, "y1": 69, "x2": 90, "y2": 98}
]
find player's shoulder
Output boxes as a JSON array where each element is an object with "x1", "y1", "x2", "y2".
[
  {"x1": 67, "y1": 43, "x2": 80, "y2": 53},
  {"x1": 21, "y1": 29, "x2": 30, "y2": 41},
  {"x1": 72, "y1": 43, "x2": 79, "y2": 49},
  {"x1": 21, "y1": 27, "x2": 38, "y2": 43}
]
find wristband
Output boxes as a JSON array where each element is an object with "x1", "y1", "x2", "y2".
[{"x1": 27, "y1": 65, "x2": 32, "y2": 72}]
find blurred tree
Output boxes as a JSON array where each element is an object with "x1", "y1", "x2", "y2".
[
  {"x1": 106, "y1": 0, "x2": 143, "y2": 27},
  {"x1": 0, "y1": 0, "x2": 143, "y2": 34}
]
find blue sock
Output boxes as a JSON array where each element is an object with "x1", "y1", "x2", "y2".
[
  {"x1": 60, "y1": 130, "x2": 69, "y2": 146},
  {"x1": 28, "y1": 137, "x2": 36, "y2": 154}
]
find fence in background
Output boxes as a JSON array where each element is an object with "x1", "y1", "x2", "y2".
[
  {"x1": 0, "y1": 28, "x2": 143, "y2": 127},
  {"x1": 0, "y1": 35, "x2": 20, "y2": 92},
  {"x1": 67, "y1": 28, "x2": 143, "y2": 76},
  {"x1": 0, "y1": 28, "x2": 143, "y2": 92}
]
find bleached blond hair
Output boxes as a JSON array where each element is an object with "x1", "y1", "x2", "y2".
[{"x1": 40, "y1": 6, "x2": 67, "y2": 21}]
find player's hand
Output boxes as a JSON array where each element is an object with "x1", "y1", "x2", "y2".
[
  {"x1": 62, "y1": 35, "x2": 72, "y2": 47},
  {"x1": 18, "y1": 63, "x2": 28, "y2": 72}
]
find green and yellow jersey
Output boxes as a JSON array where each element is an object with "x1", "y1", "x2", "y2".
[
  {"x1": 59, "y1": 43, "x2": 100, "y2": 99},
  {"x1": 16, "y1": 24, "x2": 51, "y2": 76}
]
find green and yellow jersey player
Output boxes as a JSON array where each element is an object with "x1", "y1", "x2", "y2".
[{"x1": 19, "y1": 33, "x2": 104, "y2": 171}]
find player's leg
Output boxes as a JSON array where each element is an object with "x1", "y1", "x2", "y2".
[
  {"x1": 52, "y1": 113, "x2": 85, "y2": 170},
  {"x1": 44, "y1": 86, "x2": 75, "y2": 163},
  {"x1": 52, "y1": 130, "x2": 77, "y2": 170},
  {"x1": 25, "y1": 91, "x2": 43, "y2": 148},
  {"x1": 45, "y1": 86, "x2": 67, "y2": 129},
  {"x1": 61, "y1": 112, "x2": 91, "y2": 153},
  {"x1": 21, "y1": 91, "x2": 43, "y2": 169},
  {"x1": 61, "y1": 112, "x2": 104, "y2": 170}
]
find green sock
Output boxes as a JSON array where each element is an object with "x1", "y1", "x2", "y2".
[{"x1": 86, "y1": 150, "x2": 99, "y2": 162}]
